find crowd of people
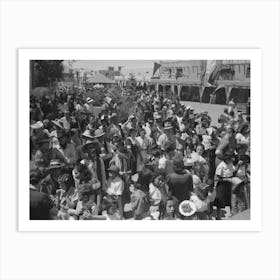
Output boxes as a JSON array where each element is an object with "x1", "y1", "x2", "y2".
[{"x1": 30, "y1": 85, "x2": 250, "y2": 220}]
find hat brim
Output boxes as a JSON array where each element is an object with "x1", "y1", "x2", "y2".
[
  {"x1": 47, "y1": 164, "x2": 64, "y2": 170},
  {"x1": 163, "y1": 126, "x2": 173, "y2": 130},
  {"x1": 81, "y1": 131, "x2": 95, "y2": 139},
  {"x1": 94, "y1": 133, "x2": 105, "y2": 138},
  {"x1": 51, "y1": 121, "x2": 64, "y2": 130},
  {"x1": 36, "y1": 139, "x2": 50, "y2": 144}
]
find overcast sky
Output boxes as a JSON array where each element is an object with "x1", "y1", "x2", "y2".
[{"x1": 66, "y1": 60, "x2": 154, "y2": 76}]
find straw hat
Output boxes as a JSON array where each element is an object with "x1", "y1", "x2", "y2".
[
  {"x1": 163, "y1": 121, "x2": 173, "y2": 130},
  {"x1": 94, "y1": 128, "x2": 105, "y2": 138},
  {"x1": 81, "y1": 130, "x2": 95, "y2": 139},
  {"x1": 47, "y1": 159, "x2": 64, "y2": 170},
  {"x1": 30, "y1": 121, "x2": 44, "y2": 130},
  {"x1": 86, "y1": 97, "x2": 94, "y2": 103},
  {"x1": 52, "y1": 119, "x2": 64, "y2": 130}
]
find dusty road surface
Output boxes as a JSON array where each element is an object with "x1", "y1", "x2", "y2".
[{"x1": 180, "y1": 101, "x2": 227, "y2": 126}]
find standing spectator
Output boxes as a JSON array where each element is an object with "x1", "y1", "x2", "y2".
[
  {"x1": 30, "y1": 169, "x2": 57, "y2": 220},
  {"x1": 166, "y1": 157, "x2": 193, "y2": 202}
]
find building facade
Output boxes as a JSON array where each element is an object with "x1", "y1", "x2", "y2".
[{"x1": 146, "y1": 60, "x2": 250, "y2": 105}]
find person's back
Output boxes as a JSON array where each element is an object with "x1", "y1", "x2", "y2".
[
  {"x1": 167, "y1": 171, "x2": 193, "y2": 202},
  {"x1": 30, "y1": 187, "x2": 56, "y2": 220},
  {"x1": 166, "y1": 158, "x2": 193, "y2": 202}
]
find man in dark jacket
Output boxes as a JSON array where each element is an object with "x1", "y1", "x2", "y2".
[
  {"x1": 30, "y1": 169, "x2": 57, "y2": 220},
  {"x1": 166, "y1": 157, "x2": 193, "y2": 202}
]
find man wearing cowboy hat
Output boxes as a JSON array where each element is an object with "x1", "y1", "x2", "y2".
[
  {"x1": 94, "y1": 128, "x2": 113, "y2": 173},
  {"x1": 121, "y1": 114, "x2": 138, "y2": 133},
  {"x1": 82, "y1": 139, "x2": 107, "y2": 192},
  {"x1": 84, "y1": 97, "x2": 95, "y2": 114},
  {"x1": 50, "y1": 119, "x2": 65, "y2": 138},
  {"x1": 39, "y1": 159, "x2": 65, "y2": 196},
  {"x1": 75, "y1": 130, "x2": 95, "y2": 161},
  {"x1": 51, "y1": 130, "x2": 77, "y2": 166},
  {"x1": 106, "y1": 165, "x2": 124, "y2": 219},
  {"x1": 31, "y1": 132, "x2": 52, "y2": 171},
  {"x1": 60, "y1": 111, "x2": 71, "y2": 131},
  {"x1": 215, "y1": 126, "x2": 237, "y2": 163},
  {"x1": 157, "y1": 121, "x2": 176, "y2": 150},
  {"x1": 107, "y1": 112, "x2": 123, "y2": 140},
  {"x1": 81, "y1": 139, "x2": 107, "y2": 213}
]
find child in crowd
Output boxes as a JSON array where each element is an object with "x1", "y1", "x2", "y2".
[
  {"x1": 159, "y1": 196, "x2": 179, "y2": 220},
  {"x1": 148, "y1": 173, "x2": 163, "y2": 219},
  {"x1": 56, "y1": 173, "x2": 78, "y2": 220},
  {"x1": 130, "y1": 169, "x2": 152, "y2": 220},
  {"x1": 72, "y1": 161, "x2": 102, "y2": 213},
  {"x1": 215, "y1": 153, "x2": 243, "y2": 218},
  {"x1": 102, "y1": 195, "x2": 121, "y2": 220},
  {"x1": 190, "y1": 175, "x2": 216, "y2": 220},
  {"x1": 68, "y1": 184, "x2": 98, "y2": 220},
  {"x1": 106, "y1": 165, "x2": 124, "y2": 219}
]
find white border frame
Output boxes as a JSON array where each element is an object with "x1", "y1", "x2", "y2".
[{"x1": 18, "y1": 48, "x2": 262, "y2": 232}]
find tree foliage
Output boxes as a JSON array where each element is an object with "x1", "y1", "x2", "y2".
[{"x1": 32, "y1": 60, "x2": 64, "y2": 87}]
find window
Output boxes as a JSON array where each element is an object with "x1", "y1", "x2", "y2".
[
  {"x1": 176, "y1": 68, "x2": 183, "y2": 78},
  {"x1": 168, "y1": 69, "x2": 172, "y2": 78}
]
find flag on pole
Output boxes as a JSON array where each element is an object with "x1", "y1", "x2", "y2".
[
  {"x1": 152, "y1": 62, "x2": 161, "y2": 76},
  {"x1": 207, "y1": 60, "x2": 223, "y2": 85},
  {"x1": 200, "y1": 60, "x2": 207, "y2": 84}
]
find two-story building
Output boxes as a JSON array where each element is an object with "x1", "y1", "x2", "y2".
[
  {"x1": 214, "y1": 60, "x2": 250, "y2": 104},
  {"x1": 147, "y1": 60, "x2": 250, "y2": 105}
]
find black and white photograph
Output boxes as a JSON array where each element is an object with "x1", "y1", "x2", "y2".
[
  {"x1": 2, "y1": 1, "x2": 280, "y2": 279},
  {"x1": 29, "y1": 59, "x2": 251, "y2": 221}
]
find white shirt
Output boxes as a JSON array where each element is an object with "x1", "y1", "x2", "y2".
[
  {"x1": 106, "y1": 177, "x2": 124, "y2": 196},
  {"x1": 158, "y1": 155, "x2": 167, "y2": 169},
  {"x1": 215, "y1": 161, "x2": 236, "y2": 178},
  {"x1": 176, "y1": 116, "x2": 185, "y2": 132},
  {"x1": 149, "y1": 183, "x2": 162, "y2": 206},
  {"x1": 190, "y1": 193, "x2": 209, "y2": 212},
  {"x1": 136, "y1": 136, "x2": 151, "y2": 150},
  {"x1": 235, "y1": 133, "x2": 250, "y2": 145},
  {"x1": 60, "y1": 117, "x2": 70, "y2": 130},
  {"x1": 143, "y1": 123, "x2": 152, "y2": 137},
  {"x1": 202, "y1": 135, "x2": 212, "y2": 150},
  {"x1": 157, "y1": 133, "x2": 168, "y2": 148},
  {"x1": 191, "y1": 152, "x2": 207, "y2": 164},
  {"x1": 75, "y1": 104, "x2": 83, "y2": 112},
  {"x1": 102, "y1": 211, "x2": 121, "y2": 220}
]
